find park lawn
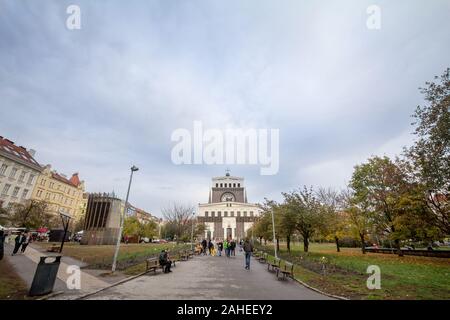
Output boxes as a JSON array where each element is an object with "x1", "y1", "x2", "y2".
[
  {"x1": 0, "y1": 259, "x2": 30, "y2": 300},
  {"x1": 260, "y1": 243, "x2": 450, "y2": 300},
  {"x1": 33, "y1": 242, "x2": 190, "y2": 269}
]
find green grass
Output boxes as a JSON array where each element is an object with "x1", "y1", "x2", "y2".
[
  {"x1": 258, "y1": 242, "x2": 450, "y2": 300},
  {"x1": 34, "y1": 242, "x2": 190, "y2": 270}
]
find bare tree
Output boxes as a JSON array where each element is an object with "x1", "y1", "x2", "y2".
[{"x1": 161, "y1": 203, "x2": 195, "y2": 243}]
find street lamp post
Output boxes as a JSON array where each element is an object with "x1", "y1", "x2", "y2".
[
  {"x1": 111, "y1": 165, "x2": 138, "y2": 273},
  {"x1": 59, "y1": 211, "x2": 73, "y2": 254},
  {"x1": 271, "y1": 209, "x2": 278, "y2": 259},
  {"x1": 190, "y1": 212, "x2": 195, "y2": 252}
]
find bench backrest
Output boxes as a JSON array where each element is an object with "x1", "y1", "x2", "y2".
[
  {"x1": 284, "y1": 261, "x2": 294, "y2": 273},
  {"x1": 147, "y1": 258, "x2": 159, "y2": 266},
  {"x1": 273, "y1": 257, "x2": 281, "y2": 266}
]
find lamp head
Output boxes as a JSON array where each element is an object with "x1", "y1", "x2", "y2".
[{"x1": 131, "y1": 165, "x2": 139, "y2": 172}]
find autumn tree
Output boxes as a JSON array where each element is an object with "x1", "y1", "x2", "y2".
[
  {"x1": 283, "y1": 186, "x2": 323, "y2": 252},
  {"x1": 161, "y1": 203, "x2": 195, "y2": 243},
  {"x1": 406, "y1": 68, "x2": 449, "y2": 235},
  {"x1": 350, "y1": 156, "x2": 413, "y2": 256},
  {"x1": 9, "y1": 200, "x2": 53, "y2": 229}
]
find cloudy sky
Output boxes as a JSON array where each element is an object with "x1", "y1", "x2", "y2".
[{"x1": 1, "y1": 0, "x2": 449, "y2": 217}]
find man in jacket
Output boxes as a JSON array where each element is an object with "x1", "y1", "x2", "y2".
[
  {"x1": 159, "y1": 249, "x2": 172, "y2": 273},
  {"x1": 12, "y1": 231, "x2": 25, "y2": 256},
  {"x1": 243, "y1": 238, "x2": 254, "y2": 270}
]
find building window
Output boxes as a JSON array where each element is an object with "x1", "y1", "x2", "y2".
[
  {"x1": 6, "y1": 202, "x2": 13, "y2": 211},
  {"x1": 220, "y1": 183, "x2": 223, "y2": 187},
  {"x1": 50, "y1": 182, "x2": 54, "y2": 189},
  {"x1": 40, "y1": 179, "x2": 45, "y2": 186},
  {"x1": 205, "y1": 212, "x2": 209, "y2": 217},
  {"x1": 238, "y1": 183, "x2": 240, "y2": 187},
  {"x1": 224, "y1": 211, "x2": 228, "y2": 217},
  {"x1": 0, "y1": 164, "x2": 8, "y2": 175},
  {"x1": 250, "y1": 211, "x2": 254, "y2": 217},
  {"x1": 27, "y1": 174, "x2": 35, "y2": 185},
  {"x1": 233, "y1": 183, "x2": 236, "y2": 187},
  {"x1": 22, "y1": 189, "x2": 29, "y2": 199},
  {"x1": 45, "y1": 192, "x2": 50, "y2": 200},
  {"x1": 230, "y1": 211, "x2": 234, "y2": 217},
  {"x1": 244, "y1": 211, "x2": 247, "y2": 217},
  {"x1": 211, "y1": 212, "x2": 215, "y2": 217},
  {"x1": 12, "y1": 187, "x2": 20, "y2": 197},
  {"x1": 9, "y1": 168, "x2": 17, "y2": 179},
  {"x1": 2, "y1": 184, "x2": 11, "y2": 195},
  {"x1": 19, "y1": 171, "x2": 26, "y2": 182},
  {"x1": 216, "y1": 183, "x2": 218, "y2": 187},
  {"x1": 217, "y1": 211, "x2": 221, "y2": 217},
  {"x1": 237, "y1": 211, "x2": 241, "y2": 217}
]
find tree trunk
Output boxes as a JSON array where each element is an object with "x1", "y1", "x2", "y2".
[
  {"x1": 287, "y1": 235, "x2": 291, "y2": 253},
  {"x1": 276, "y1": 237, "x2": 280, "y2": 253},
  {"x1": 394, "y1": 238, "x2": 403, "y2": 257},
  {"x1": 334, "y1": 236, "x2": 340, "y2": 252},
  {"x1": 360, "y1": 233, "x2": 366, "y2": 254},
  {"x1": 303, "y1": 236, "x2": 309, "y2": 252}
]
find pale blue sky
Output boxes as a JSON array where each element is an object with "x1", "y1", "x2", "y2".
[{"x1": 1, "y1": 0, "x2": 449, "y2": 216}]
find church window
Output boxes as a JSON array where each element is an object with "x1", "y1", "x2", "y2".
[
  {"x1": 218, "y1": 211, "x2": 221, "y2": 217},
  {"x1": 211, "y1": 212, "x2": 215, "y2": 217},
  {"x1": 230, "y1": 212, "x2": 234, "y2": 217},
  {"x1": 237, "y1": 211, "x2": 241, "y2": 217},
  {"x1": 205, "y1": 212, "x2": 208, "y2": 217},
  {"x1": 216, "y1": 183, "x2": 218, "y2": 187},
  {"x1": 233, "y1": 183, "x2": 236, "y2": 187},
  {"x1": 238, "y1": 183, "x2": 240, "y2": 187},
  {"x1": 224, "y1": 211, "x2": 228, "y2": 217},
  {"x1": 244, "y1": 211, "x2": 247, "y2": 217},
  {"x1": 220, "y1": 183, "x2": 223, "y2": 187}
]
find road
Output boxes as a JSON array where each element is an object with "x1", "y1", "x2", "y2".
[{"x1": 85, "y1": 250, "x2": 333, "y2": 300}]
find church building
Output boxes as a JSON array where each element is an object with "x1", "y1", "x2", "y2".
[{"x1": 197, "y1": 172, "x2": 262, "y2": 241}]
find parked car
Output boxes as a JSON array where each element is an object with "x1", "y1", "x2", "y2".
[{"x1": 140, "y1": 237, "x2": 150, "y2": 243}]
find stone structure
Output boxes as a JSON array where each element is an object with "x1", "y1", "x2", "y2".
[
  {"x1": 197, "y1": 172, "x2": 262, "y2": 241},
  {"x1": 81, "y1": 192, "x2": 124, "y2": 245}
]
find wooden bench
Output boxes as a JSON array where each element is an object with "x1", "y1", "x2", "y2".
[
  {"x1": 267, "y1": 257, "x2": 281, "y2": 272},
  {"x1": 276, "y1": 261, "x2": 294, "y2": 280},
  {"x1": 181, "y1": 250, "x2": 190, "y2": 261},
  {"x1": 258, "y1": 252, "x2": 268, "y2": 263},
  {"x1": 170, "y1": 253, "x2": 181, "y2": 267},
  {"x1": 146, "y1": 257, "x2": 163, "y2": 273},
  {"x1": 187, "y1": 249, "x2": 194, "y2": 258},
  {"x1": 46, "y1": 244, "x2": 60, "y2": 253}
]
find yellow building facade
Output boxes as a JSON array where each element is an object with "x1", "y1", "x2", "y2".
[{"x1": 31, "y1": 164, "x2": 86, "y2": 221}]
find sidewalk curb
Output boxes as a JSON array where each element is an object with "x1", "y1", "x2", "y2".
[
  {"x1": 74, "y1": 270, "x2": 150, "y2": 300},
  {"x1": 292, "y1": 277, "x2": 349, "y2": 300}
]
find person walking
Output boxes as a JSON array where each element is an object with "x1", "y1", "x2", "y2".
[
  {"x1": 208, "y1": 239, "x2": 213, "y2": 255},
  {"x1": 217, "y1": 241, "x2": 223, "y2": 256},
  {"x1": 12, "y1": 232, "x2": 25, "y2": 256},
  {"x1": 21, "y1": 232, "x2": 31, "y2": 253},
  {"x1": 224, "y1": 238, "x2": 230, "y2": 257},
  {"x1": 243, "y1": 238, "x2": 254, "y2": 270},
  {"x1": 201, "y1": 239, "x2": 207, "y2": 255},
  {"x1": 230, "y1": 239, "x2": 236, "y2": 256}
]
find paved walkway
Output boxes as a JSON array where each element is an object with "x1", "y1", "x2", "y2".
[
  {"x1": 85, "y1": 251, "x2": 332, "y2": 300},
  {"x1": 4, "y1": 243, "x2": 110, "y2": 299}
]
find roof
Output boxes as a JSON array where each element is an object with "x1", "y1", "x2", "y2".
[
  {"x1": 51, "y1": 171, "x2": 80, "y2": 188},
  {"x1": 0, "y1": 136, "x2": 41, "y2": 170}
]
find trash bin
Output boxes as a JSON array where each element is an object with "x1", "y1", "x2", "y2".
[{"x1": 29, "y1": 256, "x2": 62, "y2": 296}]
